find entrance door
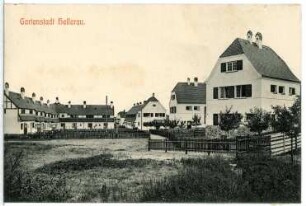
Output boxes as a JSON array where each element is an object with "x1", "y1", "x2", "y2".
[{"x1": 24, "y1": 123, "x2": 28, "y2": 135}]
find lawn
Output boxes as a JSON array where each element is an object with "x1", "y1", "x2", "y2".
[{"x1": 4, "y1": 138, "x2": 300, "y2": 203}]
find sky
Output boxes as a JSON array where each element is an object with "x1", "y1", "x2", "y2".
[{"x1": 4, "y1": 4, "x2": 301, "y2": 113}]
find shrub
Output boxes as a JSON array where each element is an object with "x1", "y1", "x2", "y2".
[
  {"x1": 4, "y1": 150, "x2": 71, "y2": 202},
  {"x1": 246, "y1": 108, "x2": 271, "y2": 135},
  {"x1": 205, "y1": 125, "x2": 222, "y2": 139},
  {"x1": 219, "y1": 107, "x2": 242, "y2": 137}
]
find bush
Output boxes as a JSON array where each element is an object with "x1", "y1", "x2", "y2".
[
  {"x1": 4, "y1": 150, "x2": 71, "y2": 202},
  {"x1": 205, "y1": 125, "x2": 222, "y2": 139}
]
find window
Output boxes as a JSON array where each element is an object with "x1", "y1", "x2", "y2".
[
  {"x1": 29, "y1": 110, "x2": 33, "y2": 114},
  {"x1": 86, "y1": 115, "x2": 94, "y2": 118},
  {"x1": 61, "y1": 123, "x2": 65, "y2": 128},
  {"x1": 289, "y1": 87, "x2": 296, "y2": 96},
  {"x1": 213, "y1": 114, "x2": 219, "y2": 126},
  {"x1": 213, "y1": 87, "x2": 218, "y2": 99},
  {"x1": 279, "y1": 86, "x2": 285, "y2": 95},
  {"x1": 36, "y1": 111, "x2": 38, "y2": 115},
  {"x1": 61, "y1": 114, "x2": 65, "y2": 118},
  {"x1": 32, "y1": 123, "x2": 35, "y2": 128},
  {"x1": 186, "y1": 106, "x2": 192, "y2": 111},
  {"x1": 21, "y1": 109, "x2": 25, "y2": 114},
  {"x1": 194, "y1": 106, "x2": 200, "y2": 111},
  {"x1": 236, "y1": 84, "x2": 252, "y2": 98},
  {"x1": 4, "y1": 109, "x2": 6, "y2": 114},
  {"x1": 21, "y1": 123, "x2": 23, "y2": 130},
  {"x1": 88, "y1": 123, "x2": 93, "y2": 129},
  {"x1": 155, "y1": 113, "x2": 165, "y2": 117},
  {"x1": 221, "y1": 60, "x2": 243, "y2": 73},
  {"x1": 271, "y1": 85, "x2": 277, "y2": 94},
  {"x1": 220, "y1": 86, "x2": 235, "y2": 98},
  {"x1": 144, "y1": 113, "x2": 151, "y2": 117},
  {"x1": 152, "y1": 104, "x2": 156, "y2": 107},
  {"x1": 170, "y1": 107, "x2": 176, "y2": 114},
  {"x1": 151, "y1": 113, "x2": 154, "y2": 117},
  {"x1": 171, "y1": 94, "x2": 176, "y2": 100}
]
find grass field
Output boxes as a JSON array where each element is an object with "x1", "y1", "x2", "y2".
[{"x1": 4, "y1": 138, "x2": 300, "y2": 203}]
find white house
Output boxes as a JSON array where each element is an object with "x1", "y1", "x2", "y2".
[
  {"x1": 52, "y1": 100, "x2": 115, "y2": 130},
  {"x1": 125, "y1": 93, "x2": 167, "y2": 130},
  {"x1": 169, "y1": 77, "x2": 206, "y2": 126},
  {"x1": 3, "y1": 83, "x2": 115, "y2": 135},
  {"x1": 206, "y1": 31, "x2": 301, "y2": 125},
  {"x1": 4, "y1": 84, "x2": 58, "y2": 135}
]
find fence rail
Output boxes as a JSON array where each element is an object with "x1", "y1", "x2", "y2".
[{"x1": 150, "y1": 128, "x2": 206, "y2": 140}]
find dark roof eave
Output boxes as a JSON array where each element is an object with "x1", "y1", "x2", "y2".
[{"x1": 262, "y1": 75, "x2": 301, "y2": 83}]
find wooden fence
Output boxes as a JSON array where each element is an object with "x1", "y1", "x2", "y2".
[
  {"x1": 4, "y1": 129, "x2": 150, "y2": 140},
  {"x1": 148, "y1": 138, "x2": 236, "y2": 154},
  {"x1": 148, "y1": 132, "x2": 300, "y2": 156}
]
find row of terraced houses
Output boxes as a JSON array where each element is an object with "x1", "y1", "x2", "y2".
[{"x1": 4, "y1": 31, "x2": 300, "y2": 134}]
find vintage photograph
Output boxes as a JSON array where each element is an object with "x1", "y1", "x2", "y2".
[{"x1": 3, "y1": 4, "x2": 301, "y2": 203}]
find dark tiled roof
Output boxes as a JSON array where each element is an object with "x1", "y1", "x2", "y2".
[
  {"x1": 172, "y1": 82, "x2": 206, "y2": 104},
  {"x1": 124, "y1": 116, "x2": 136, "y2": 123},
  {"x1": 6, "y1": 91, "x2": 57, "y2": 114},
  {"x1": 126, "y1": 104, "x2": 144, "y2": 115},
  {"x1": 52, "y1": 104, "x2": 114, "y2": 116},
  {"x1": 220, "y1": 38, "x2": 300, "y2": 83},
  {"x1": 117, "y1": 110, "x2": 126, "y2": 118}
]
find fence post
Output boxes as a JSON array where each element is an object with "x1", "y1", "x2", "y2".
[
  {"x1": 185, "y1": 140, "x2": 188, "y2": 154},
  {"x1": 148, "y1": 138, "x2": 151, "y2": 151},
  {"x1": 165, "y1": 139, "x2": 168, "y2": 153}
]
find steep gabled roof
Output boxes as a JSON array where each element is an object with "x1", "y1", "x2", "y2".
[
  {"x1": 172, "y1": 82, "x2": 206, "y2": 104},
  {"x1": 5, "y1": 91, "x2": 57, "y2": 114},
  {"x1": 220, "y1": 38, "x2": 300, "y2": 83}
]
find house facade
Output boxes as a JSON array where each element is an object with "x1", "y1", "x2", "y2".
[
  {"x1": 3, "y1": 83, "x2": 115, "y2": 135},
  {"x1": 169, "y1": 77, "x2": 206, "y2": 126},
  {"x1": 206, "y1": 31, "x2": 300, "y2": 125},
  {"x1": 124, "y1": 93, "x2": 167, "y2": 130}
]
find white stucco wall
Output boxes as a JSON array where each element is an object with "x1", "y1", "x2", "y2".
[{"x1": 206, "y1": 54, "x2": 301, "y2": 125}]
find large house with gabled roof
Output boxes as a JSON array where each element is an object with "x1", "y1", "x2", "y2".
[
  {"x1": 206, "y1": 31, "x2": 300, "y2": 125},
  {"x1": 124, "y1": 93, "x2": 166, "y2": 130},
  {"x1": 169, "y1": 77, "x2": 207, "y2": 126},
  {"x1": 3, "y1": 83, "x2": 115, "y2": 135}
]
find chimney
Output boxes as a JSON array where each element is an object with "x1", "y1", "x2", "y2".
[
  {"x1": 40, "y1": 96, "x2": 43, "y2": 104},
  {"x1": 55, "y1": 97, "x2": 59, "y2": 104},
  {"x1": 110, "y1": 101, "x2": 114, "y2": 108},
  {"x1": 247, "y1": 30, "x2": 253, "y2": 43},
  {"x1": 32, "y1": 92, "x2": 36, "y2": 102},
  {"x1": 47, "y1": 99, "x2": 50, "y2": 107},
  {"x1": 152, "y1": 93, "x2": 155, "y2": 97},
  {"x1": 5, "y1": 82, "x2": 9, "y2": 96},
  {"x1": 68, "y1": 101, "x2": 71, "y2": 108},
  {"x1": 255, "y1": 32, "x2": 263, "y2": 49},
  {"x1": 187, "y1": 77, "x2": 191, "y2": 85},
  {"x1": 20, "y1": 87, "x2": 25, "y2": 99},
  {"x1": 83, "y1": 101, "x2": 86, "y2": 108},
  {"x1": 194, "y1": 77, "x2": 198, "y2": 87},
  {"x1": 106, "y1": 95, "x2": 108, "y2": 105}
]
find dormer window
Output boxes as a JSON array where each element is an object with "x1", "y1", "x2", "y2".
[
  {"x1": 221, "y1": 60, "x2": 243, "y2": 73},
  {"x1": 171, "y1": 94, "x2": 176, "y2": 100}
]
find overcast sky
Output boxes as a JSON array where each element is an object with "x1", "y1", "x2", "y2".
[{"x1": 4, "y1": 4, "x2": 301, "y2": 113}]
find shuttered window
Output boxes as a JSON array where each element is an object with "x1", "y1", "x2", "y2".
[
  {"x1": 213, "y1": 87, "x2": 218, "y2": 99},
  {"x1": 237, "y1": 60, "x2": 243, "y2": 70},
  {"x1": 221, "y1": 63, "x2": 226, "y2": 72}
]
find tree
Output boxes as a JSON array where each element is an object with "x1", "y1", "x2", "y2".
[
  {"x1": 219, "y1": 106, "x2": 242, "y2": 138},
  {"x1": 164, "y1": 117, "x2": 179, "y2": 129},
  {"x1": 192, "y1": 114, "x2": 201, "y2": 126},
  {"x1": 178, "y1": 121, "x2": 186, "y2": 129},
  {"x1": 271, "y1": 96, "x2": 301, "y2": 163},
  {"x1": 246, "y1": 108, "x2": 271, "y2": 136}
]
